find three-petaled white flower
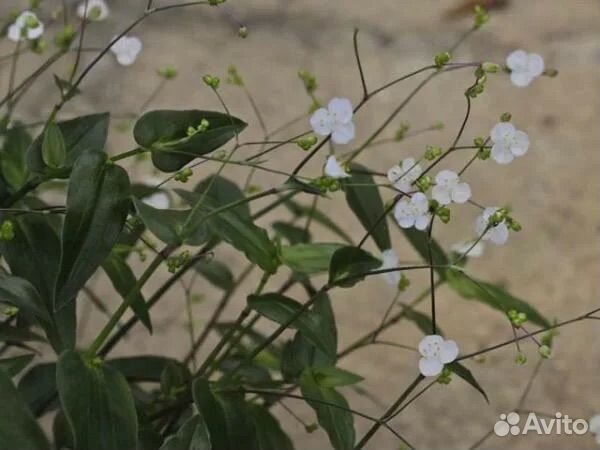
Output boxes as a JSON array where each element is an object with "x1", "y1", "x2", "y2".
[
  {"x1": 589, "y1": 415, "x2": 600, "y2": 445},
  {"x1": 490, "y1": 122, "x2": 530, "y2": 165},
  {"x1": 387, "y1": 158, "x2": 422, "y2": 193},
  {"x1": 379, "y1": 249, "x2": 400, "y2": 287},
  {"x1": 77, "y1": 0, "x2": 110, "y2": 21},
  {"x1": 141, "y1": 178, "x2": 170, "y2": 210},
  {"x1": 394, "y1": 192, "x2": 431, "y2": 231},
  {"x1": 475, "y1": 207, "x2": 509, "y2": 245},
  {"x1": 418, "y1": 335, "x2": 459, "y2": 377},
  {"x1": 7, "y1": 11, "x2": 44, "y2": 42},
  {"x1": 451, "y1": 240, "x2": 485, "y2": 258},
  {"x1": 324, "y1": 155, "x2": 350, "y2": 179},
  {"x1": 506, "y1": 50, "x2": 544, "y2": 88},
  {"x1": 110, "y1": 35, "x2": 142, "y2": 66},
  {"x1": 310, "y1": 98, "x2": 355, "y2": 145},
  {"x1": 431, "y1": 170, "x2": 471, "y2": 205}
]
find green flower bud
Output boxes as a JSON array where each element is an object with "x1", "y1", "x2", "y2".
[
  {"x1": 158, "y1": 66, "x2": 178, "y2": 80},
  {"x1": 500, "y1": 112, "x2": 512, "y2": 122},
  {"x1": 227, "y1": 65, "x2": 244, "y2": 86},
  {"x1": 298, "y1": 70, "x2": 318, "y2": 94},
  {"x1": 473, "y1": 136, "x2": 485, "y2": 147},
  {"x1": 538, "y1": 345, "x2": 552, "y2": 359},
  {"x1": 0, "y1": 220, "x2": 15, "y2": 241},
  {"x1": 174, "y1": 167, "x2": 193, "y2": 183},
  {"x1": 55, "y1": 25, "x2": 76, "y2": 51},
  {"x1": 245, "y1": 184, "x2": 261, "y2": 195},
  {"x1": 397, "y1": 274, "x2": 410, "y2": 292},
  {"x1": 202, "y1": 74, "x2": 220, "y2": 89},
  {"x1": 394, "y1": 122, "x2": 410, "y2": 141},
  {"x1": 477, "y1": 147, "x2": 491, "y2": 160},
  {"x1": 415, "y1": 175, "x2": 433, "y2": 193},
  {"x1": 482, "y1": 62, "x2": 499, "y2": 73},
  {"x1": 543, "y1": 68, "x2": 558, "y2": 77},
  {"x1": 3, "y1": 305, "x2": 19, "y2": 317},
  {"x1": 30, "y1": 38, "x2": 47, "y2": 54},
  {"x1": 437, "y1": 366, "x2": 452, "y2": 385},
  {"x1": 436, "y1": 206, "x2": 451, "y2": 224},
  {"x1": 515, "y1": 353, "x2": 527, "y2": 365},
  {"x1": 238, "y1": 25, "x2": 248, "y2": 38},
  {"x1": 25, "y1": 15, "x2": 39, "y2": 28},
  {"x1": 473, "y1": 5, "x2": 489, "y2": 29},
  {"x1": 434, "y1": 51, "x2": 452, "y2": 68},
  {"x1": 295, "y1": 135, "x2": 318, "y2": 151},
  {"x1": 506, "y1": 217, "x2": 522, "y2": 232},
  {"x1": 424, "y1": 145, "x2": 442, "y2": 161}
]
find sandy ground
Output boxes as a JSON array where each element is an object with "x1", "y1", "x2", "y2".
[{"x1": 1, "y1": 0, "x2": 600, "y2": 449}]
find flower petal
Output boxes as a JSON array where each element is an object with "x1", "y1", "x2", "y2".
[
  {"x1": 506, "y1": 50, "x2": 528, "y2": 71},
  {"x1": 511, "y1": 130, "x2": 530, "y2": 156},
  {"x1": 387, "y1": 165, "x2": 402, "y2": 184},
  {"x1": 324, "y1": 155, "x2": 350, "y2": 179},
  {"x1": 527, "y1": 53, "x2": 545, "y2": 77},
  {"x1": 331, "y1": 121, "x2": 355, "y2": 145},
  {"x1": 491, "y1": 143, "x2": 514, "y2": 164},
  {"x1": 439, "y1": 340, "x2": 459, "y2": 363},
  {"x1": 489, "y1": 223, "x2": 509, "y2": 245},
  {"x1": 418, "y1": 335, "x2": 444, "y2": 357},
  {"x1": 432, "y1": 185, "x2": 452, "y2": 205},
  {"x1": 414, "y1": 214, "x2": 431, "y2": 231},
  {"x1": 435, "y1": 170, "x2": 458, "y2": 187},
  {"x1": 419, "y1": 357, "x2": 443, "y2": 377},
  {"x1": 510, "y1": 71, "x2": 533, "y2": 87},
  {"x1": 411, "y1": 192, "x2": 429, "y2": 212},
  {"x1": 7, "y1": 24, "x2": 21, "y2": 42},
  {"x1": 451, "y1": 182, "x2": 472, "y2": 204},
  {"x1": 490, "y1": 122, "x2": 515, "y2": 143},
  {"x1": 143, "y1": 192, "x2": 170, "y2": 210},
  {"x1": 309, "y1": 108, "x2": 333, "y2": 136},
  {"x1": 328, "y1": 97, "x2": 353, "y2": 124}
]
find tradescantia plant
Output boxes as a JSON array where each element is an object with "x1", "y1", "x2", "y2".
[{"x1": 0, "y1": 1, "x2": 595, "y2": 450}]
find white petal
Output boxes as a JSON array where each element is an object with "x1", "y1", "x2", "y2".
[
  {"x1": 78, "y1": 0, "x2": 109, "y2": 20},
  {"x1": 435, "y1": 170, "x2": 458, "y2": 187},
  {"x1": 142, "y1": 192, "x2": 170, "y2": 210},
  {"x1": 510, "y1": 71, "x2": 533, "y2": 87},
  {"x1": 489, "y1": 224, "x2": 509, "y2": 245},
  {"x1": 451, "y1": 182, "x2": 471, "y2": 204},
  {"x1": 506, "y1": 50, "x2": 528, "y2": 71},
  {"x1": 418, "y1": 335, "x2": 444, "y2": 357},
  {"x1": 26, "y1": 24, "x2": 44, "y2": 40},
  {"x1": 324, "y1": 155, "x2": 350, "y2": 179},
  {"x1": 451, "y1": 240, "x2": 484, "y2": 258},
  {"x1": 431, "y1": 185, "x2": 452, "y2": 205},
  {"x1": 7, "y1": 24, "x2": 21, "y2": 42},
  {"x1": 411, "y1": 192, "x2": 429, "y2": 212},
  {"x1": 490, "y1": 122, "x2": 515, "y2": 143},
  {"x1": 309, "y1": 108, "x2": 333, "y2": 136},
  {"x1": 387, "y1": 165, "x2": 402, "y2": 184},
  {"x1": 419, "y1": 357, "x2": 443, "y2": 377},
  {"x1": 589, "y1": 415, "x2": 600, "y2": 434},
  {"x1": 510, "y1": 130, "x2": 530, "y2": 156},
  {"x1": 116, "y1": 53, "x2": 136, "y2": 66},
  {"x1": 439, "y1": 340, "x2": 459, "y2": 363},
  {"x1": 491, "y1": 143, "x2": 514, "y2": 164},
  {"x1": 401, "y1": 157, "x2": 417, "y2": 173},
  {"x1": 331, "y1": 121, "x2": 355, "y2": 145},
  {"x1": 414, "y1": 214, "x2": 431, "y2": 231},
  {"x1": 327, "y1": 97, "x2": 353, "y2": 124},
  {"x1": 397, "y1": 216, "x2": 416, "y2": 229},
  {"x1": 527, "y1": 53, "x2": 545, "y2": 77}
]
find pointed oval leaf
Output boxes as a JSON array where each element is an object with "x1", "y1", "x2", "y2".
[
  {"x1": 280, "y1": 243, "x2": 343, "y2": 274},
  {"x1": 249, "y1": 405, "x2": 294, "y2": 450},
  {"x1": 311, "y1": 366, "x2": 364, "y2": 388},
  {"x1": 1, "y1": 124, "x2": 31, "y2": 189},
  {"x1": 18, "y1": 363, "x2": 57, "y2": 416},
  {"x1": 134, "y1": 110, "x2": 247, "y2": 172},
  {"x1": 447, "y1": 362, "x2": 489, "y2": 403},
  {"x1": 328, "y1": 246, "x2": 381, "y2": 287},
  {"x1": 56, "y1": 350, "x2": 138, "y2": 450},
  {"x1": 0, "y1": 273, "x2": 52, "y2": 327},
  {"x1": 42, "y1": 122, "x2": 67, "y2": 169},
  {"x1": 0, "y1": 354, "x2": 35, "y2": 377},
  {"x1": 160, "y1": 414, "x2": 212, "y2": 450}
]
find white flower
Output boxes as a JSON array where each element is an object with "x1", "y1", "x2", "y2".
[
  {"x1": 506, "y1": 50, "x2": 544, "y2": 87},
  {"x1": 110, "y1": 35, "x2": 142, "y2": 66},
  {"x1": 379, "y1": 249, "x2": 400, "y2": 287},
  {"x1": 387, "y1": 158, "x2": 422, "y2": 192},
  {"x1": 418, "y1": 335, "x2": 459, "y2": 377},
  {"x1": 394, "y1": 192, "x2": 431, "y2": 231},
  {"x1": 77, "y1": 0, "x2": 110, "y2": 21},
  {"x1": 490, "y1": 122, "x2": 530, "y2": 165},
  {"x1": 141, "y1": 178, "x2": 170, "y2": 209},
  {"x1": 431, "y1": 170, "x2": 471, "y2": 205},
  {"x1": 310, "y1": 98, "x2": 355, "y2": 145},
  {"x1": 7, "y1": 11, "x2": 44, "y2": 42},
  {"x1": 324, "y1": 155, "x2": 350, "y2": 179},
  {"x1": 451, "y1": 240, "x2": 485, "y2": 258},
  {"x1": 475, "y1": 207, "x2": 509, "y2": 245}
]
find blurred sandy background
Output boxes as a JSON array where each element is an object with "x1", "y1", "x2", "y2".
[{"x1": 1, "y1": 0, "x2": 599, "y2": 449}]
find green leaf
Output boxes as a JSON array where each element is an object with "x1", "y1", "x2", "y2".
[
  {"x1": 56, "y1": 350, "x2": 138, "y2": 450},
  {"x1": 311, "y1": 366, "x2": 364, "y2": 388},
  {"x1": 214, "y1": 323, "x2": 282, "y2": 371},
  {"x1": 447, "y1": 269, "x2": 550, "y2": 327},
  {"x1": 0, "y1": 368, "x2": 50, "y2": 450},
  {"x1": 194, "y1": 259, "x2": 235, "y2": 291},
  {"x1": 403, "y1": 306, "x2": 439, "y2": 335},
  {"x1": 0, "y1": 354, "x2": 35, "y2": 377},
  {"x1": 283, "y1": 198, "x2": 352, "y2": 244},
  {"x1": 397, "y1": 226, "x2": 449, "y2": 280},
  {"x1": 280, "y1": 243, "x2": 343, "y2": 274},
  {"x1": 344, "y1": 164, "x2": 391, "y2": 251},
  {"x1": 177, "y1": 189, "x2": 279, "y2": 274},
  {"x1": 0, "y1": 215, "x2": 75, "y2": 351},
  {"x1": 107, "y1": 356, "x2": 189, "y2": 383},
  {"x1": 299, "y1": 368, "x2": 355, "y2": 450},
  {"x1": 160, "y1": 414, "x2": 212, "y2": 450},
  {"x1": 272, "y1": 221, "x2": 310, "y2": 245},
  {"x1": 134, "y1": 110, "x2": 247, "y2": 172},
  {"x1": 194, "y1": 175, "x2": 250, "y2": 218},
  {"x1": 55, "y1": 150, "x2": 131, "y2": 310},
  {"x1": 102, "y1": 252, "x2": 152, "y2": 332},
  {"x1": 42, "y1": 122, "x2": 67, "y2": 169},
  {"x1": 18, "y1": 363, "x2": 57, "y2": 416},
  {"x1": 447, "y1": 362, "x2": 489, "y2": 403},
  {"x1": 27, "y1": 113, "x2": 110, "y2": 176},
  {"x1": 328, "y1": 246, "x2": 381, "y2": 287},
  {"x1": 192, "y1": 377, "x2": 257, "y2": 450},
  {"x1": 248, "y1": 293, "x2": 335, "y2": 359},
  {"x1": 0, "y1": 323, "x2": 45, "y2": 343},
  {"x1": 132, "y1": 197, "x2": 209, "y2": 246},
  {"x1": 249, "y1": 405, "x2": 294, "y2": 450},
  {"x1": 0, "y1": 273, "x2": 52, "y2": 327},
  {"x1": 1, "y1": 124, "x2": 31, "y2": 189}
]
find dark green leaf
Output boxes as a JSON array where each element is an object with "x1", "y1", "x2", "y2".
[
  {"x1": 0, "y1": 368, "x2": 50, "y2": 450},
  {"x1": 55, "y1": 150, "x2": 131, "y2": 310},
  {"x1": 134, "y1": 110, "x2": 247, "y2": 172},
  {"x1": 248, "y1": 293, "x2": 335, "y2": 359},
  {"x1": 102, "y1": 252, "x2": 152, "y2": 332},
  {"x1": 311, "y1": 366, "x2": 363, "y2": 388},
  {"x1": 56, "y1": 350, "x2": 138, "y2": 450},
  {"x1": 53, "y1": 75, "x2": 81, "y2": 101},
  {"x1": 192, "y1": 377, "x2": 257, "y2": 450},
  {"x1": 398, "y1": 226, "x2": 448, "y2": 279},
  {"x1": 280, "y1": 243, "x2": 343, "y2": 274},
  {"x1": 283, "y1": 198, "x2": 352, "y2": 244},
  {"x1": 107, "y1": 356, "x2": 188, "y2": 383},
  {"x1": 28, "y1": 113, "x2": 110, "y2": 176},
  {"x1": 344, "y1": 164, "x2": 391, "y2": 251},
  {"x1": 328, "y1": 246, "x2": 381, "y2": 287},
  {"x1": 194, "y1": 175, "x2": 250, "y2": 218},
  {"x1": 272, "y1": 221, "x2": 310, "y2": 245},
  {"x1": 1, "y1": 124, "x2": 31, "y2": 189},
  {"x1": 0, "y1": 323, "x2": 45, "y2": 343},
  {"x1": 447, "y1": 362, "x2": 489, "y2": 403},
  {"x1": 160, "y1": 414, "x2": 212, "y2": 450},
  {"x1": 194, "y1": 259, "x2": 235, "y2": 291},
  {"x1": 42, "y1": 122, "x2": 67, "y2": 169},
  {"x1": 214, "y1": 323, "x2": 282, "y2": 371},
  {"x1": 160, "y1": 361, "x2": 190, "y2": 397},
  {"x1": 447, "y1": 269, "x2": 550, "y2": 327},
  {"x1": 18, "y1": 363, "x2": 57, "y2": 416},
  {"x1": 299, "y1": 368, "x2": 355, "y2": 450},
  {"x1": 0, "y1": 353, "x2": 35, "y2": 377},
  {"x1": 0, "y1": 273, "x2": 52, "y2": 327},
  {"x1": 52, "y1": 410, "x2": 74, "y2": 450},
  {"x1": 249, "y1": 405, "x2": 294, "y2": 450}
]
